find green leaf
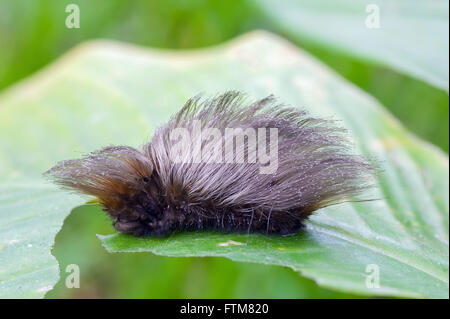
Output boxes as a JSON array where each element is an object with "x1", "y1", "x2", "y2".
[
  {"x1": 253, "y1": 0, "x2": 449, "y2": 92},
  {"x1": 0, "y1": 31, "x2": 448, "y2": 298},
  {"x1": 0, "y1": 184, "x2": 81, "y2": 298}
]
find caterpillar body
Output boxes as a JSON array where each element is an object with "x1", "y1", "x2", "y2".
[{"x1": 46, "y1": 91, "x2": 375, "y2": 236}]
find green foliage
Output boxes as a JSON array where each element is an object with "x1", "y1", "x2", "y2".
[
  {"x1": 0, "y1": 0, "x2": 259, "y2": 90},
  {"x1": 47, "y1": 205, "x2": 358, "y2": 298},
  {"x1": 254, "y1": 0, "x2": 450, "y2": 152},
  {"x1": 0, "y1": 184, "x2": 80, "y2": 298},
  {"x1": 255, "y1": 0, "x2": 449, "y2": 92},
  {"x1": 0, "y1": 0, "x2": 448, "y2": 152},
  {"x1": 0, "y1": 32, "x2": 447, "y2": 298}
]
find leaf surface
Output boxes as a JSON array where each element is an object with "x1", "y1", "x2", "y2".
[{"x1": 0, "y1": 31, "x2": 448, "y2": 298}]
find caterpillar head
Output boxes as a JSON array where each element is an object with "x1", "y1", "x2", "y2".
[{"x1": 45, "y1": 146, "x2": 156, "y2": 235}]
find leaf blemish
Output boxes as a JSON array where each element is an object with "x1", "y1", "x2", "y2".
[
  {"x1": 218, "y1": 240, "x2": 245, "y2": 247},
  {"x1": 37, "y1": 285, "x2": 53, "y2": 293}
]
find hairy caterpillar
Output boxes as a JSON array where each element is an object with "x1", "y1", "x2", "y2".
[{"x1": 45, "y1": 91, "x2": 375, "y2": 236}]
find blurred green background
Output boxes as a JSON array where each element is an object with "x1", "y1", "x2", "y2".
[{"x1": 1, "y1": 0, "x2": 448, "y2": 298}]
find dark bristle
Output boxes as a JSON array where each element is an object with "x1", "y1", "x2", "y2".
[{"x1": 45, "y1": 91, "x2": 376, "y2": 237}]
